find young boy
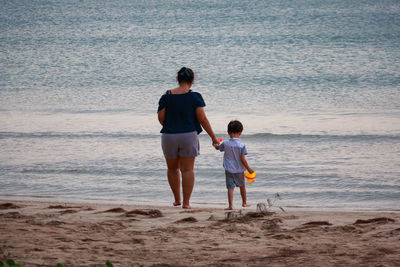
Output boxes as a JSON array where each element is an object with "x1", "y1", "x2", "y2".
[{"x1": 217, "y1": 120, "x2": 254, "y2": 210}]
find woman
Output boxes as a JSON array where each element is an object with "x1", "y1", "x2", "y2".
[{"x1": 157, "y1": 67, "x2": 219, "y2": 209}]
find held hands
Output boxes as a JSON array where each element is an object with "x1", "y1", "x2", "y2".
[
  {"x1": 212, "y1": 137, "x2": 221, "y2": 150},
  {"x1": 212, "y1": 140, "x2": 220, "y2": 150},
  {"x1": 248, "y1": 168, "x2": 255, "y2": 174}
]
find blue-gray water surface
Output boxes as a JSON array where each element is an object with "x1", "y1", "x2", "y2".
[{"x1": 1, "y1": 0, "x2": 399, "y2": 210}]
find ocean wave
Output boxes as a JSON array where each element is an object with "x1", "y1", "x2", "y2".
[
  {"x1": 1, "y1": 131, "x2": 399, "y2": 142},
  {"x1": 20, "y1": 167, "x2": 136, "y2": 176},
  {"x1": 47, "y1": 108, "x2": 135, "y2": 114},
  {"x1": 0, "y1": 131, "x2": 156, "y2": 139},
  {"x1": 244, "y1": 132, "x2": 400, "y2": 141}
]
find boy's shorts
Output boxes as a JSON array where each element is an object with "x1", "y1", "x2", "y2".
[
  {"x1": 161, "y1": 131, "x2": 199, "y2": 158},
  {"x1": 225, "y1": 170, "x2": 245, "y2": 189}
]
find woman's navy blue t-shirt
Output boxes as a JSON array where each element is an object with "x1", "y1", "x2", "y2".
[{"x1": 157, "y1": 90, "x2": 205, "y2": 134}]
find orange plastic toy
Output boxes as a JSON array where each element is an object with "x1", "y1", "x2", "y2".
[{"x1": 245, "y1": 171, "x2": 257, "y2": 183}]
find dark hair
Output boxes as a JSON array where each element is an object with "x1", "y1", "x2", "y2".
[
  {"x1": 228, "y1": 120, "x2": 243, "y2": 133},
  {"x1": 177, "y1": 67, "x2": 194, "y2": 84}
]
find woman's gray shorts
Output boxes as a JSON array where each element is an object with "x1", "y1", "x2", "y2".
[
  {"x1": 161, "y1": 131, "x2": 200, "y2": 159},
  {"x1": 225, "y1": 170, "x2": 245, "y2": 189}
]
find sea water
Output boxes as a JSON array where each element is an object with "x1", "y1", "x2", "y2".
[{"x1": 1, "y1": 0, "x2": 399, "y2": 210}]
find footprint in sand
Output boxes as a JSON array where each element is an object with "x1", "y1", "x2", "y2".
[
  {"x1": 175, "y1": 216, "x2": 198, "y2": 223},
  {"x1": 353, "y1": 217, "x2": 395, "y2": 225},
  {"x1": 0, "y1": 203, "x2": 21, "y2": 209}
]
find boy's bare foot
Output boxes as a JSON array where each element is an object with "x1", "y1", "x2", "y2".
[
  {"x1": 224, "y1": 207, "x2": 233, "y2": 210},
  {"x1": 182, "y1": 205, "x2": 192, "y2": 209},
  {"x1": 173, "y1": 201, "x2": 181, "y2": 206},
  {"x1": 242, "y1": 203, "x2": 251, "y2": 207}
]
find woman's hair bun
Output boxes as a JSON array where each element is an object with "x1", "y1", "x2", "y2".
[{"x1": 177, "y1": 67, "x2": 194, "y2": 84}]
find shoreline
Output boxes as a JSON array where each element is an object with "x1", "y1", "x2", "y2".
[
  {"x1": 1, "y1": 195, "x2": 399, "y2": 213},
  {"x1": 1, "y1": 200, "x2": 400, "y2": 266}
]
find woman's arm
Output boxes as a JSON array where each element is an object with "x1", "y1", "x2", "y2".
[
  {"x1": 195, "y1": 107, "x2": 219, "y2": 147},
  {"x1": 158, "y1": 108, "x2": 166, "y2": 125}
]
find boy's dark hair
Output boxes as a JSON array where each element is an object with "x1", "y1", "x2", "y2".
[
  {"x1": 228, "y1": 120, "x2": 243, "y2": 133},
  {"x1": 177, "y1": 67, "x2": 194, "y2": 84}
]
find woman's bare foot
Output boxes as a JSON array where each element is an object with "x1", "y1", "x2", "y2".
[
  {"x1": 242, "y1": 203, "x2": 251, "y2": 207},
  {"x1": 182, "y1": 205, "x2": 192, "y2": 209},
  {"x1": 224, "y1": 207, "x2": 233, "y2": 210},
  {"x1": 173, "y1": 201, "x2": 181, "y2": 206}
]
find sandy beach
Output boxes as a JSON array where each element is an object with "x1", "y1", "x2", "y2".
[{"x1": 0, "y1": 200, "x2": 399, "y2": 267}]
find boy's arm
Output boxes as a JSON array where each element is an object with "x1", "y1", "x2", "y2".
[{"x1": 241, "y1": 154, "x2": 254, "y2": 173}]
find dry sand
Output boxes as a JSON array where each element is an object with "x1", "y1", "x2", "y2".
[{"x1": 0, "y1": 200, "x2": 399, "y2": 266}]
